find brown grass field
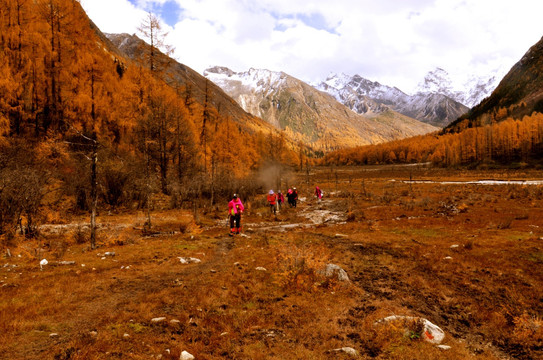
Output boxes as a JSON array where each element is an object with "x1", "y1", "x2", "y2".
[{"x1": 1, "y1": 165, "x2": 542, "y2": 360}]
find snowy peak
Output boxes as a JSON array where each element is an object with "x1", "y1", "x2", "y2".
[
  {"x1": 204, "y1": 66, "x2": 436, "y2": 151},
  {"x1": 416, "y1": 67, "x2": 454, "y2": 95},
  {"x1": 316, "y1": 71, "x2": 468, "y2": 128},
  {"x1": 204, "y1": 66, "x2": 290, "y2": 99},
  {"x1": 415, "y1": 67, "x2": 505, "y2": 108}
]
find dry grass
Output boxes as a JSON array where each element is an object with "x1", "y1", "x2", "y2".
[{"x1": 1, "y1": 166, "x2": 542, "y2": 359}]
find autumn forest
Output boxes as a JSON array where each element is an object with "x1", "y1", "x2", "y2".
[{"x1": 0, "y1": 0, "x2": 300, "y2": 242}]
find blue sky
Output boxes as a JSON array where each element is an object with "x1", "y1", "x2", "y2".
[{"x1": 82, "y1": 0, "x2": 543, "y2": 93}]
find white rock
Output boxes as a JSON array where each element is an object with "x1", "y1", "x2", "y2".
[
  {"x1": 123, "y1": 333, "x2": 130, "y2": 339},
  {"x1": 104, "y1": 252, "x2": 115, "y2": 256},
  {"x1": 444, "y1": 256, "x2": 453, "y2": 260},
  {"x1": 151, "y1": 317, "x2": 167, "y2": 323},
  {"x1": 178, "y1": 257, "x2": 201, "y2": 264},
  {"x1": 376, "y1": 315, "x2": 445, "y2": 344},
  {"x1": 255, "y1": 267, "x2": 267, "y2": 271},
  {"x1": 320, "y1": 264, "x2": 350, "y2": 282},
  {"x1": 450, "y1": 244, "x2": 460, "y2": 249},
  {"x1": 170, "y1": 319, "x2": 181, "y2": 324},
  {"x1": 40, "y1": 259, "x2": 48, "y2": 266},
  {"x1": 49, "y1": 333, "x2": 59, "y2": 338},
  {"x1": 437, "y1": 345, "x2": 451, "y2": 350},
  {"x1": 331, "y1": 347, "x2": 359, "y2": 356},
  {"x1": 180, "y1": 350, "x2": 195, "y2": 360}
]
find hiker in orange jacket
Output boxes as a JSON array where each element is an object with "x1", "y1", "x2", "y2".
[
  {"x1": 228, "y1": 194, "x2": 244, "y2": 235},
  {"x1": 267, "y1": 190, "x2": 277, "y2": 215}
]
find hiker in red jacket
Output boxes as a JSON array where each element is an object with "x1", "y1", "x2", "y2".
[
  {"x1": 267, "y1": 190, "x2": 277, "y2": 215},
  {"x1": 228, "y1": 194, "x2": 244, "y2": 235},
  {"x1": 277, "y1": 190, "x2": 285, "y2": 210},
  {"x1": 315, "y1": 186, "x2": 323, "y2": 201}
]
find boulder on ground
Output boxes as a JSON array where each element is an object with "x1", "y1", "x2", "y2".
[
  {"x1": 319, "y1": 264, "x2": 350, "y2": 282},
  {"x1": 375, "y1": 315, "x2": 445, "y2": 344}
]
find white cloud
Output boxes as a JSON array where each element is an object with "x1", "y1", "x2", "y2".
[
  {"x1": 80, "y1": 0, "x2": 145, "y2": 35},
  {"x1": 81, "y1": 0, "x2": 543, "y2": 93}
]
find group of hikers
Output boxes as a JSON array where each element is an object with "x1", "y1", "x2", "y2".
[
  {"x1": 228, "y1": 186, "x2": 323, "y2": 236},
  {"x1": 266, "y1": 188, "x2": 298, "y2": 215}
]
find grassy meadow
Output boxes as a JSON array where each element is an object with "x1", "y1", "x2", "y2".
[{"x1": 1, "y1": 165, "x2": 542, "y2": 359}]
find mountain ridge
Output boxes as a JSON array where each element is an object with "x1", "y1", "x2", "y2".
[
  {"x1": 204, "y1": 66, "x2": 438, "y2": 151},
  {"x1": 315, "y1": 72, "x2": 470, "y2": 128}
]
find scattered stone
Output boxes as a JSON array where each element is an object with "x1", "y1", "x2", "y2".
[
  {"x1": 450, "y1": 244, "x2": 460, "y2": 249},
  {"x1": 255, "y1": 267, "x2": 267, "y2": 271},
  {"x1": 40, "y1": 259, "x2": 48, "y2": 270},
  {"x1": 444, "y1": 256, "x2": 453, "y2": 260},
  {"x1": 319, "y1": 264, "x2": 350, "y2": 282},
  {"x1": 210, "y1": 269, "x2": 217, "y2": 273},
  {"x1": 170, "y1": 319, "x2": 181, "y2": 325},
  {"x1": 220, "y1": 332, "x2": 229, "y2": 336},
  {"x1": 180, "y1": 350, "x2": 195, "y2": 360},
  {"x1": 104, "y1": 252, "x2": 115, "y2": 257},
  {"x1": 329, "y1": 347, "x2": 359, "y2": 357},
  {"x1": 375, "y1": 315, "x2": 445, "y2": 344},
  {"x1": 49, "y1": 333, "x2": 59, "y2": 338},
  {"x1": 437, "y1": 345, "x2": 451, "y2": 350},
  {"x1": 335, "y1": 234, "x2": 348, "y2": 238},
  {"x1": 123, "y1": 333, "x2": 130, "y2": 339},
  {"x1": 89, "y1": 331, "x2": 98, "y2": 337},
  {"x1": 151, "y1": 317, "x2": 167, "y2": 323},
  {"x1": 57, "y1": 261, "x2": 76, "y2": 265},
  {"x1": 178, "y1": 257, "x2": 201, "y2": 264}
]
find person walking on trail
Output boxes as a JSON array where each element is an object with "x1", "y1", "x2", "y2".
[
  {"x1": 277, "y1": 190, "x2": 285, "y2": 210},
  {"x1": 315, "y1": 186, "x2": 323, "y2": 201},
  {"x1": 267, "y1": 190, "x2": 277, "y2": 215},
  {"x1": 287, "y1": 187, "x2": 298, "y2": 208},
  {"x1": 228, "y1": 194, "x2": 244, "y2": 236}
]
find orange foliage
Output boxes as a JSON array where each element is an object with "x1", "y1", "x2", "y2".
[
  {"x1": 0, "y1": 0, "x2": 303, "y2": 204},
  {"x1": 323, "y1": 112, "x2": 543, "y2": 167}
]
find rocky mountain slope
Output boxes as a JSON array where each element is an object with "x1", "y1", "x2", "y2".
[
  {"x1": 316, "y1": 73, "x2": 470, "y2": 128},
  {"x1": 446, "y1": 36, "x2": 543, "y2": 133},
  {"x1": 204, "y1": 67, "x2": 437, "y2": 151},
  {"x1": 106, "y1": 33, "x2": 275, "y2": 136}
]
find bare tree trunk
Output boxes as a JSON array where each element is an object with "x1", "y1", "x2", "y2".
[{"x1": 90, "y1": 145, "x2": 97, "y2": 249}]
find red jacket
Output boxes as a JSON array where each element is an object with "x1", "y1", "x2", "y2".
[
  {"x1": 267, "y1": 193, "x2": 277, "y2": 205},
  {"x1": 228, "y1": 198, "x2": 244, "y2": 215}
]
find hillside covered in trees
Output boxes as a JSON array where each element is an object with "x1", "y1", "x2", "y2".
[
  {"x1": 323, "y1": 36, "x2": 543, "y2": 168},
  {"x1": 0, "y1": 0, "x2": 299, "y2": 241}
]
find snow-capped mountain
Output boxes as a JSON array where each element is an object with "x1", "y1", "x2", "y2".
[
  {"x1": 416, "y1": 67, "x2": 504, "y2": 108},
  {"x1": 204, "y1": 67, "x2": 437, "y2": 151},
  {"x1": 316, "y1": 72, "x2": 469, "y2": 128}
]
